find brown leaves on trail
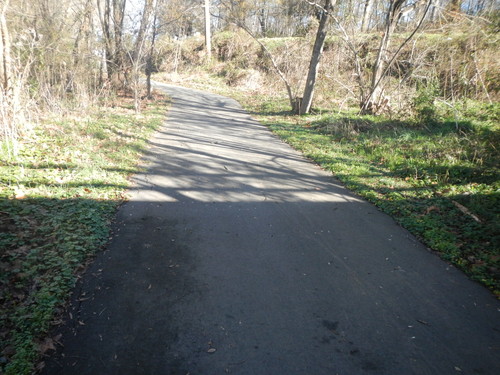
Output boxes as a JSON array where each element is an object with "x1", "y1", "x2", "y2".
[
  {"x1": 33, "y1": 335, "x2": 62, "y2": 375},
  {"x1": 37, "y1": 334, "x2": 62, "y2": 355},
  {"x1": 38, "y1": 338, "x2": 56, "y2": 355},
  {"x1": 35, "y1": 361, "x2": 46, "y2": 371},
  {"x1": 207, "y1": 340, "x2": 216, "y2": 353}
]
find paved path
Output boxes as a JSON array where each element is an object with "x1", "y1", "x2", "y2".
[{"x1": 45, "y1": 84, "x2": 499, "y2": 375}]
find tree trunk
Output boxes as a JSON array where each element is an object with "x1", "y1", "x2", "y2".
[
  {"x1": 258, "y1": 7, "x2": 267, "y2": 36},
  {"x1": 98, "y1": 0, "x2": 127, "y2": 88},
  {"x1": 361, "y1": 0, "x2": 405, "y2": 114},
  {"x1": 204, "y1": 0, "x2": 211, "y2": 61},
  {"x1": 134, "y1": 0, "x2": 154, "y2": 60},
  {"x1": 113, "y1": 0, "x2": 127, "y2": 87},
  {"x1": 0, "y1": 0, "x2": 12, "y2": 93},
  {"x1": 1, "y1": 0, "x2": 14, "y2": 147},
  {"x1": 360, "y1": 0, "x2": 431, "y2": 114},
  {"x1": 430, "y1": 0, "x2": 441, "y2": 22},
  {"x1": 99, "y1": 0, "x2": 114, "y2": 82},
  {"x1": 146, "y1": 12, "x2": 159, "y2": 99},
  {"x1": 360, "y1": 0, "x2": 374, "y2": 32},
  {"x1": 72, "y1": 0, "x2": 93, "y2": 68},
  {"x1": 132, "y1": 0, "x2": 156, "y2": 112},
  {"x1": 299, "y1": 0, "x2": 334, "y2": 115}
]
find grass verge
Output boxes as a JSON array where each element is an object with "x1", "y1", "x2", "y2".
[
  {"x1": 257, "y1": 103, "x2": 499, "y2": 296},
  {"x1": 0, "y1": 93, "x2": 168, "y2": 375},
  {"x1": 155, "y1": 71, "x2": 499, "y2": 295}
]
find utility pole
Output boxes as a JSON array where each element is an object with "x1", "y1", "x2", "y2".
[{"x1": 204, "y1": 0, "x2": 211, "y2": 61}]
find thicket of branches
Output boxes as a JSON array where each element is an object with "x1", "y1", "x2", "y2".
[
  {"x1": 155, "y1": 1, "x2": 496, "y2": 118},
  {"x1": 213, "y1": 0, "x2": 499, "y2": 114},
  {"x1": 0, "y1": 0, "x2": 161, "y2": 157},
  {"x1": 1, "y1": 0, "x2": 498, "y2": 155}
]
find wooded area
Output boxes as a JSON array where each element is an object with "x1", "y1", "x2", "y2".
[{"x1": 0, "y1": 0, "x2": 498, "y2": 147}]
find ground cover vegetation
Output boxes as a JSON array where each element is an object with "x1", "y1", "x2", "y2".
[
  {"x1": 0, "y1": 95, "x2": 167, "y2": 374},
  {"x1": 1, "y1": 0, "x2": 168, "y2": 373},
  {"x1": 262, "y1": 104, "x2": 499, "y2": 294}
]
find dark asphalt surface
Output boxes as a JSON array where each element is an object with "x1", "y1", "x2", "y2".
[{"x1": 44, "y1": 83, "x2": 499, "y2": 375}]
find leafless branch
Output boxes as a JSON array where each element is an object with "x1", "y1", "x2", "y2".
[
  {"x1": 227, "y1": 18, "x2": 295, "y2": 106},
  {"x1": 363, "y1": 0, "x2": 433, "y2": 111}
]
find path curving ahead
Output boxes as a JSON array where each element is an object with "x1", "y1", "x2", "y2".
[{"x1": 45, "y1": 84, "x2": 499, "y2": 375}]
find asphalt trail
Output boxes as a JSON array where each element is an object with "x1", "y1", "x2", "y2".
[{"x1": 44, "y1": 83, "x2": 499, "y2": 375}]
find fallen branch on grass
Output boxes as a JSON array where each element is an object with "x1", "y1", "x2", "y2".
[{"x1": 451, "y1": 200, "x2": 482, "y2": 223}]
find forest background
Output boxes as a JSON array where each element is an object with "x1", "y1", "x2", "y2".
[{"x1": 0, "y1": 1, "x2": 499, "y2": 374}]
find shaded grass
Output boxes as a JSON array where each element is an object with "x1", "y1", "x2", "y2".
[
  {"x1": 257, "y1": 106, "x2": 499, "y2": 295},
  {"x1": 0, "y1": 95, "x2": 168, "y2": 374}
]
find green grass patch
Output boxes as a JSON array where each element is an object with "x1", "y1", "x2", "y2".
[
  {"x1": 0, "y1": 95, "x2": 168, "y2": 374},
  {"x1": 254, "y1": 102, "x2": 500, "y2": 296}
]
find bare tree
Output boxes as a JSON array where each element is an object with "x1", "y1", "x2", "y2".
[
  {"x1": 0, "y1": 0, "x2": 11, "y2": 94},
  {"x1": 430, "y1": 0, "x2": 442, "y2": 22},
  {"x1": 299, "y1": 0, "x2": 335, "y2": 114},
  {"x1": 219, "y1": 1, "x2": 298, "y2": 110},
  {"x1": 134, "y1": 0, "x2": 155, "y2": 60},
  {"x1": 130, "y1": 0, "x2": 156, "y2": 112},
  {"x1": 220, "y1": 0, "x2": 336, "y2": 114},
  {"x1": 360, "y1": 0, "x2": 433, "y2": 114},
  {"x1": 0, "y1": 0, "x2": 13, "y2": 150},
  {"x1": 98, "y1": 0, "x2": 127, "y2": 87},
  {"x1": 205, "y1": 0, "x2": 212, "y2": 60},
  {"x1": 146, "y1": 10, "x2": 160, "y2": 99},
  {"x1": 360, "y1": 0, "x2": 375, "y2": 32}
]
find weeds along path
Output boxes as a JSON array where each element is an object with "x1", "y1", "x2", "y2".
[{"x1": 44, "y1": 83, "x2": 499, "y2": 375}]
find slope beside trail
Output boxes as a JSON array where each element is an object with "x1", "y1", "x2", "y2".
[{"x1": 43, "y1": 83, "x2": 499, "y2": 375}]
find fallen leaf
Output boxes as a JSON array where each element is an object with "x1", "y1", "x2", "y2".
[
  {"x1": 39, "y1": 338, "x2": 56, "y2": 354},
  {"x1": 35, "y1": 361, "x2": 46, "y2": 371},
  {"x1": 53, "y1": 334, "x2": 63, "y2": 346},
  {"x1": 14, "y1": 188, "x2": 26, "y2": 199}
]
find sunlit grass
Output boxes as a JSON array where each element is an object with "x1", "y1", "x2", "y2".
[
  {"x1": 257, "y1": 103, "x2": 499, "y2": 295},
  {"x1": 0, "y1": 94, "x2": 168, "y2": 375}
]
